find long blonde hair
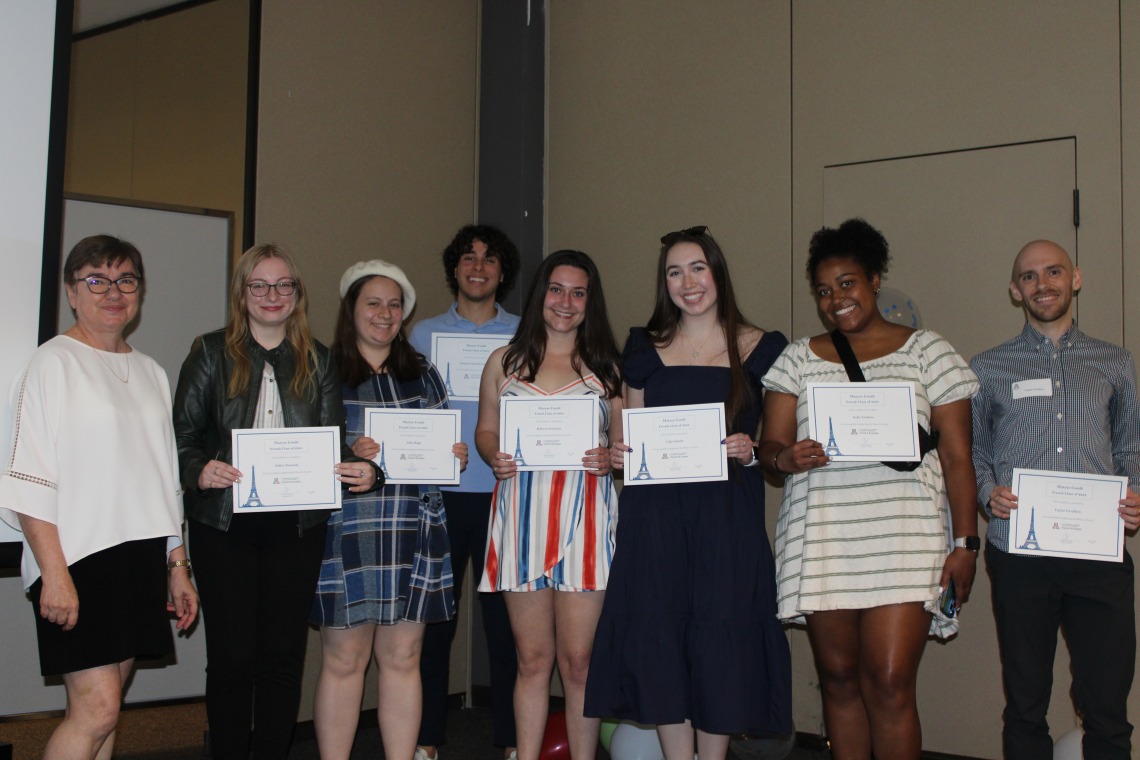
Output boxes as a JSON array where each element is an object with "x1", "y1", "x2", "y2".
[{"x1": 224, "y1": 243, "x2": 319, "y2": 400}]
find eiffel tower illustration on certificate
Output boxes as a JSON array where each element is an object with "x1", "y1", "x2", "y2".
[
  {"x1": 377, "y1": 440, "x2": 390, "y2": 479},
  {"x1": 443, "y1": 363, "x2": 455, "y2": 396},
  {"x1": 823, "y1": 416, "x2": 842, "y2": 457},
  {"x1": 630, "y1": 441, "x2": 653, "y2": 481},
  {"x1": 511, "y1": 429, "x2": 527, "y2": 466},
  {"x1": 241, "y1": 465, "x2": 265, "y2": 509},
  {"x1": 1018, "y1": 507, "x2": 1042, "y2": 551}
]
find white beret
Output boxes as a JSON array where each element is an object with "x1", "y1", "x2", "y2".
[{"x1": 338, "y1": 259, "x2": 416, "y2": 313}]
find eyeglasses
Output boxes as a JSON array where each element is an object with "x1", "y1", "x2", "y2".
[
  {"x1": 75, "y1": 276, "x2": 142, "y2": 294},
  {"x1": 660, "y1": 226, "x2": 709, "y2": 246},
  {"x1": 246, "y1": 281, "x2": 297, "y2": 297}
]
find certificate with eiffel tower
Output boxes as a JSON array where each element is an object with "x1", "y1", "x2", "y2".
[
  {"x1": 805, "y1": 382, "x2": 920, "y2": 462},
  {"x1": 499, "y1": 395, "x2": 598, "y2": 471},
  {"x1": 621, "y1": 402, "x2": 728, "y2": 485},
  {"x1": 231, "y1": 426, "x2": 343, "y2": 512},
  {"x1": 365, "y1": 408, "x2": 462, "y2": 485},
  {"x1": 1009, "y1": 468, "x2": 1126, "y2": 562},
  {"x1": 431, "y1": 333, "x2": 512, "y2": 401}
]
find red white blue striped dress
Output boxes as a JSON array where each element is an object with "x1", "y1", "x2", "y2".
[{"x1": 478, "y1": 373, "x2": 618, "y2": 592}]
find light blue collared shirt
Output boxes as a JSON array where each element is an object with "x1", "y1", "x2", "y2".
[{"x1": 409, "y1": 303, "x2": 520, "y2": 493}]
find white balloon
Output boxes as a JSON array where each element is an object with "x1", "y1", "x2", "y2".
[
  {"x1": 609, "y1": 723, "x2": 665, "y2": 760},
  {"x1": 877, "y1": 287, "x2": 922, "y2": 329},
  {"x1": 1053, "y1": 727, "x2": 1083, "y2": 759}
]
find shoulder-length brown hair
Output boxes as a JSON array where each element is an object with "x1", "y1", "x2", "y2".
[
  {"x1": 333, "y1": 274, "x2": 423, "y2": 387},
  {"x1": 224, "y1": 243, "x2": 319, "y2": 400},
  {"x1": 501, "y1": 249, "x2": 621, "y2": 399}
]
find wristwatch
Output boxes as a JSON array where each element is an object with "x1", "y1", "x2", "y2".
[{"x1": 953, "y1": 536, "x2": 981, "y2": 552}]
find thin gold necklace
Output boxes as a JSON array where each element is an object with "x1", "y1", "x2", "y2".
[
  {"x1": 92, "y1": 346, "x2": 130, "y2": 383},
  {"x1": 679, "y1": 325, "x2": 719, "y2": 363}
]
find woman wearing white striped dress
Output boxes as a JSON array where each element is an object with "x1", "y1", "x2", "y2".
[
  {"x1": 477, "y1": 250, "x2": 621, "y2": 760},
  {"x1": 758, "y1": 219, "x2": 980, "y2": 760}
]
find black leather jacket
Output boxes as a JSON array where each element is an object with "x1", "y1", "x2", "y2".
[{"x1": 173, "y1": 329, "x2": 379, "y2": 532}]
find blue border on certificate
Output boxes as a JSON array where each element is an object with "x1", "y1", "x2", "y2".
[
  {"x1": 232, "y1": 427, "x2": 341, "y2": 511},
  {"x1": 431, "y1": 333, "x2": 511, "y2": 401},
  {"x1": 623, "y1": 403, "x2": 727, "y2": 484},
  {"x1": 365, "y1": 408, "x2": 462, "y2": 485},
  {"x1": 807, "y1": 383, "x2": 919, "y2": 461},
  {"x1": 499, "y1": 395, "x2": 598, "y2": 471},
  {"x1": 1010, "y1": 469, "x2": 1126, "y2": 561}
]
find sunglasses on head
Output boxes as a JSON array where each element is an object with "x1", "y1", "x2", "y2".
[{"x1": 660, "y1": 225, "x2": 709, "y2": 246}]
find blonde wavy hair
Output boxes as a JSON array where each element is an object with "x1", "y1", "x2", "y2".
[{"x1": 224, "y1": 243, "x2": 319, "y2": 400}]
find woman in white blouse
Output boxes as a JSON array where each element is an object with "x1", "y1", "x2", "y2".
[{"x1": 0, "y1": 235, "x2": 198, "y2": 760}]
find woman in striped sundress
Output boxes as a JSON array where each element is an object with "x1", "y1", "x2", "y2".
[
  {"x1": 477, "y1": 250, "x2": 621, "y2": 760},
  {"x1": 758, "y1": 218, "x2": 979, "y2": 760}
]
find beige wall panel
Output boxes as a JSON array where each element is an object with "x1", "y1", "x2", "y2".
[
  {"x1": 256, "y1": 2, "x2": 479, "y2": 345},
  {"x1": 794, "y1": 4, "x2": 1125, "y2": 757},
  {"x1": 65, "y1": 0, "x2": 249, "y2": 266},
  {"x1": 257, "y1": 2, "x2": 479, "y2": 720},
  {"x1": 65, "y1": 29, "x2": 138, "y2": 197},
  {"x1": 792, "y1": 2, "x2": 1122, "y2": 346},
  {"x1": 548, "y1": 1, "x2": 793, "y2": 346},
  {"x1": 132, "y1": 0, "x2": 249, "y2": 264},
  {"x1": 1125, "y1": 3, "x2": 1140, "y2": 359}
]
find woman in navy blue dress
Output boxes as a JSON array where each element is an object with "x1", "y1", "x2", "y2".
[{"x1": 585, "y1": 227, "x2": 792, "y2": 760}]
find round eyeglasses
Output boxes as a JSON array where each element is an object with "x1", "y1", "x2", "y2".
[
  {"x1": 246, "y1": 281, "x2": 297, "y2": 297},
  {"x1": 75, "y1": 276, "x2": 142, "y2": 294}
]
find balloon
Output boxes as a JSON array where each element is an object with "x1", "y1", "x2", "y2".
[
  {"x1": 877, "y1": 287, "x2": 922, "y2": 329},
  {"x1": 609, "y1": 722, "x2": 665, "y2": 760},
  {"x1": 600, "y1": 719, "x2": 619, "y2": 752},
  {"x1": 539, "y1": 709, "x2": 569, "y2": 760},
  {"x1": 728, "y1": 729, "x2": 796, "y2": 760},
  {"x1": 1053, "y1": 727, "x2": 1083, "y2": 760}
]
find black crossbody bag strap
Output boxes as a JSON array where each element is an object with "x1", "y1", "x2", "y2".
[{"x1": 828, "y1": 330, "x2": 937, "y2": 472}]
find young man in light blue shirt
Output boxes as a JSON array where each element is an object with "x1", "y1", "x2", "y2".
[{"x1": 409, "y1": 225, "x2": 521, "y2": 760}]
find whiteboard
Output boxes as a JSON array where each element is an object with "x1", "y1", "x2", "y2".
[{"x1": 0, "y1": 196, "x2": 231, "y2": 715}]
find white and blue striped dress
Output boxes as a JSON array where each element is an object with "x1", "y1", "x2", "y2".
[{"x1": 761, "y1": 330, "x2": 978, "y2": 638}]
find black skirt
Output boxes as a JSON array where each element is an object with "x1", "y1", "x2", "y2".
[{"x1": 30, "y1": 537, "x2": 174, "y2": 676}]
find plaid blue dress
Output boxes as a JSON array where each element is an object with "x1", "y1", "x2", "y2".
[{"x1": 311, "y1": 360, "x2": 456, "y2": 627}]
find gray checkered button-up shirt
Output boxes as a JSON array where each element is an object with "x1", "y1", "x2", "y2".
[{"x1": 970, "y1": 322, "x2": 1140, "y2": 551}]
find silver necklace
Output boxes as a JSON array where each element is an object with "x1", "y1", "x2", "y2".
[{"x1": 92, "y1": 347, "x2": 130, "y2": 383}]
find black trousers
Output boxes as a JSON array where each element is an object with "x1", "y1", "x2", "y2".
[
  {"x1": 987, "y1": 542, "x2": 1135, "y2": 759},
  {"x1": 418, "y1": 490, "x2": 518, "y2": 748},
  {"x1": 189, "y1": 514, "x2": 327, "y2": 760}
]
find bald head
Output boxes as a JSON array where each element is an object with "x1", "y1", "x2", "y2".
[
  {"x1": 1011, "y1": 240, "x2": 1073, "y2": 282},
  {"x1": 1009, "y1": 239, "x2": 1081, "y2": 340}
]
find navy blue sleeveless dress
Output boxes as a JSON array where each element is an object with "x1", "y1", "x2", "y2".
[{"x1": 584, "y1": 327, "x2": 792, "y2": 736}]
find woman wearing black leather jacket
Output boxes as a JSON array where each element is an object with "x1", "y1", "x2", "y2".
[{"x1": 173, "y1": 243, "x2": 381, "y2": 760}]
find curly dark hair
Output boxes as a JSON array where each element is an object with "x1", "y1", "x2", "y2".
[
  {"x1": 441, "y1": 224, "x2": 521, "y2": 302},
  {"x1": 806, "y1": 218, "x2": 891, "y2": 281},
  {"x1": 502, "y1": 250, "x2": 621, "y2": 399}
]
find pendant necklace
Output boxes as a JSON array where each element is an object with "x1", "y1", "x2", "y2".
[
  {"x1": 92, "y1": 346, "x2": 130, "y2": 384},
  {"x1": 679, "y1": 326, "x2": 718, "y2": 364}
]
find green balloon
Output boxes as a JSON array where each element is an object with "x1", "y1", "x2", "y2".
[{"x1": 599, "y1": 719, "x2": 619, "y2": 752}]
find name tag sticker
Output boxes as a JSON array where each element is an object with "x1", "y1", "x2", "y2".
[{"x1": 1011, "y1": 378, "x2": 1053, "y2": 400}]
